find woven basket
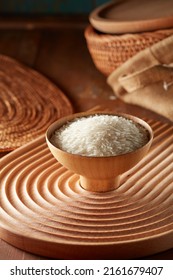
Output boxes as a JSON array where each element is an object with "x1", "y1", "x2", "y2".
[{"x1": 84, "y1": 25, "x2": 173, "y2": 76}]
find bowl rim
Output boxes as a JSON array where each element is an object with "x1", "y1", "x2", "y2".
[{"x1": 46, "y1": 111, "x2": 153, "y2": 159}]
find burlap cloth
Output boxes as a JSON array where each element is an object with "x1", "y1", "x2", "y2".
[{"x1": 107, "y1": 35, "x2": 173, "y2": 121}]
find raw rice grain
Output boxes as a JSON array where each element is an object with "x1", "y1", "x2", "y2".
[{"x1": 51, "y1": 115, "x2": 149, "y2": 156}]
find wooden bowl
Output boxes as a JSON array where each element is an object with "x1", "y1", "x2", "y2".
[{"x1": 46, "y1": 112, "x2": 153, "y2": 192}]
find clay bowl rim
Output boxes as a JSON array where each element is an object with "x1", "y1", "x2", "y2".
[{"x1": 46, "y1": 111, "x2": 153, "y2": 160}]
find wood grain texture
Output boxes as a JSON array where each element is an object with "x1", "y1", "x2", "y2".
[
  {"x1": 0, "y1": 30, "x2": 41, "y2": 66},
  {"x1": 34, "y1": 28, "x2": 115, "y2": 111},
  {"x1": 0, "y1": 118, "x2": 172, "y2": 259}
]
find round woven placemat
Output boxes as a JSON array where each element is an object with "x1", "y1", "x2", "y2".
[{"x1": 0, "y1": 55, "x2": 73, "y2": 152}]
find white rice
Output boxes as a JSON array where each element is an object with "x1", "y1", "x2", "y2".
[{"x1": 51, "y1": 115, "x2": 149, "y2": 156}]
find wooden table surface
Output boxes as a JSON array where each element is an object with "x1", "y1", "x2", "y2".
[{"x1": 0, "y1": 17, "x2": 172, "y2": 260}]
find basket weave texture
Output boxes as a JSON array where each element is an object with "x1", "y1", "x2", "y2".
[
  {"x1": 0, "y1": 55, "x2": 73, "y2": 152},
  {"x1": 85, "y1": 25, "x2": 173, "y2": 76}
]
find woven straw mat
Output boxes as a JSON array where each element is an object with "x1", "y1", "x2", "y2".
[{"x1": 0, "y1": 55, "x2": 73, "y2": 152}]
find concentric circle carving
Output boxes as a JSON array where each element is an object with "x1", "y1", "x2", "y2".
[
  {"x1": 0, "y1": 120, "x2": 173, "y2": 259},
  {"x1": 0, "y1": 55, "x2": 73, "y2": 152}
]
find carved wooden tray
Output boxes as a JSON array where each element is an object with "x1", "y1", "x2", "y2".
[
  {"x1": 0, "y1": 54, "x2": 73, "y2": 152},
  {"x1": 90, "y1": 0, "x2": 173, "y2": 34},
  {"x1": 0, "y1": 118, "x2": 173, "y2": 259}
]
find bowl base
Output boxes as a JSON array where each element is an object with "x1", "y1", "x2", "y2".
[{"x1": 79, "y1": 175, "x2": 121, "y2": 192}]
